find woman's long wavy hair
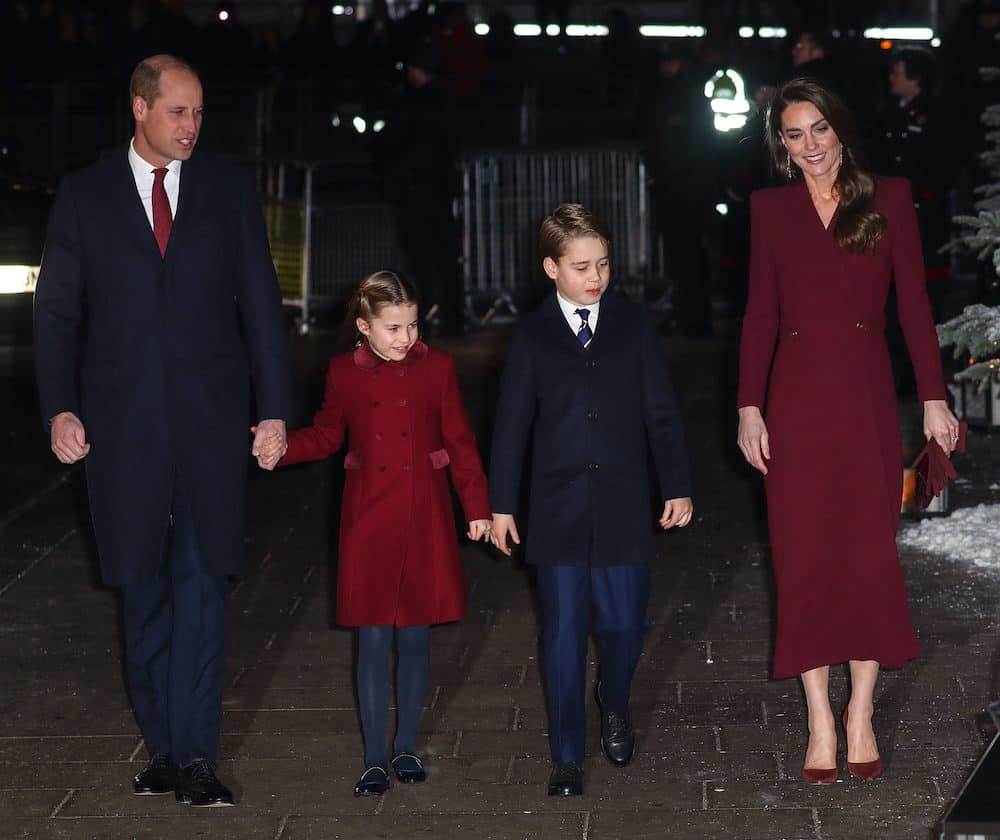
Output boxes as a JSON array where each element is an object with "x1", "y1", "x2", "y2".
[
  {"x1": 765, "y1": 77, "x2": 886, "y2": 254},
  {"x1": 339, "y1": 269, "x2": 419, "y2": 352}
]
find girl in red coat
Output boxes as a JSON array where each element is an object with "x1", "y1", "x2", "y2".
[{"x1": 273, "y1": 270, "x2": 492, "y2": 797}]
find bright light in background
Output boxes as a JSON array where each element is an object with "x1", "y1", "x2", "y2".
[
  {"x1": 331, "y1": 114, "x2": 341, "y2": 127},
  {"x1": 373, "y1": 119, "x2": 386, "y2": 133},
  {"x1": 704, "y1": 68, "x2": 751, "y2": 133},
  {"x1": 332, "y1": 4, "x2": 345, "y2": 13},
  {"x1": 931, "y1": 37, "x2": 941, "y2": 46},
  {"x1": 715, "y1": 203, "x2": 729, "y2": 216},
  {"x1": 639, "y1": 25, "x2": 706, "y2": 38},
  {"x1": 218, "y1": 9, "x2": 229, "y2": 21},
  {"x1": 353, "y1": 116, "x2": 367, "y2": 133},
  {"x1": 474, "y1": 22, "x2": 490, "y2": 35},
  {"x1": 514, "y1": 23, "x2": 542, "y2": 36},
  {"x1": 565, "y1": 25, "x2": 609, "y2": 37},
  {"x1": 863, "y1": 27, "x2": 934, "y2": 40},
  {"x1": 0, "y1": 266, "x2": 38, "y2": 295},
  {"x1": 545, "y1": 23, "x2": 560, "y2": 36},
  {"x1": 757, "y1": 26, "x2": 787, "y2": 38},
  {"x1": 738, "y1": 26, "x2": 754, "y2": 38}
]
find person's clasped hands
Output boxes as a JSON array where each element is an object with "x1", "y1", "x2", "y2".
[{"x1": 250, "y1": 419, "x2": 287, "y2": 470}]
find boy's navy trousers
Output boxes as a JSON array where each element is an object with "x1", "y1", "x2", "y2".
[
  {"x1": 537, "y1": 564, "x2": 650, "y2": 764},
  {"x1": 121, "y1": 482, "x2": 230, "y2": 767}
]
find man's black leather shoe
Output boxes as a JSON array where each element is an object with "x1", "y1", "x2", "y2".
[
  {"x1": 595, "y1": 682, "x2": 636, "y2": 767},
  {"x1": 175, "y1": 759, "x2": 234, "y2": 807},
  {"x1": 547, "y1": 762, "x2": 584, "y2": 796},
  {"x1": 354, "y1": 765, "x2": 390, "y2": 797},
  {"x1": 391, "y1": 753, "x2": 427, "y2": 784},
  {"x1": 133, "y1": 752, "x2": 179, "y2": 795}
]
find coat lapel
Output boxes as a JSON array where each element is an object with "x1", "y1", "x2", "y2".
[
  {"x1": 164, "y1": 155, "x2": 201, "y2": 262},
  {"x1": 542, "y1": 292, "x2": 587, "y2": 356},
  {"x1": 109, "y1": 146, "x2": 161, "y2": 259}
]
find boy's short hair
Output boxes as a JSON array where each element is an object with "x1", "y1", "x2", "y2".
[{"x1": 539, "y1": 203, "x2": 611, "y2": 261}]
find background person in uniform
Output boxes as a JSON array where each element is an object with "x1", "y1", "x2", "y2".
[
  {"x1": 881, "y1": 48, "x2": 956, "y2": 308},
  {"x1": 737, "y1": 78, "x2": 960, "y2": 785},
  {"x1": 877, "y1": 47, "x2": 956, "y2": 392},
  {"x1": 33, "y1": 54, "x2": 290, "y2": 807}
]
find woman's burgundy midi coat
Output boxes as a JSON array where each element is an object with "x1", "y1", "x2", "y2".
[
  {"x1": 738, "y1": 176, "x2": 947, "y2": 679},
  {"x1": 281, "y1": 341, "x2": 491, "y2": 627}
]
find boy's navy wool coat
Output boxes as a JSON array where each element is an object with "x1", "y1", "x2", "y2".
[{"x1": 489, "y1": 290, "x2": 692, "y2": 567}]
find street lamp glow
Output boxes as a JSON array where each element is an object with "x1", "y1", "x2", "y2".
[
  {"x1": 474, "y1": 22, "x2": 490, "y2": 35},
  {"x1": 738, "y1": 26, "x2": 754, "y2": 38},
  {"x1": 758, "y1": 26, "x2": 787, "y2": 38},
  {"x1": 373, "y1": 119, "x2": 386, "y2": 133},
  {"x1": 638, "y1": 25, "x2": 706, "y2": 38},
  {"x1": 353, "y1": 116, "x2": 367, "y2": 134},
  {"x1": 0, "y1": 266, "x2": 38, "y2": 294},
  {"x1": 514, "y1": 23, "x2": 542, "y2": 36},
  {"x1": 332, "y1": 4, "x2": 345, "y2": 14},
  {"x1": 715, "y1": 203, "x2": 729, "y2": 216},
  {"x1": 863, "y1": 27, "x2": 934, "y2": 41},
  {"x1": 545, "y1": 23, "x2": 561, "y2": 36},
  {"x1": 218, "y1": 9, "x2": 229, "y2": 21},
  {"x1": 566, "y1": 25, "x2": 609, "y2": 37}
]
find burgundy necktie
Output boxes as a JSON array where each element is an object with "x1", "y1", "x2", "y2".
[{"x1": 151, "y1": 167, "x2": 172, "y2": 257}]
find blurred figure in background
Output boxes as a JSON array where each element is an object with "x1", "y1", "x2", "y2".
[
  {"x1": 380, "y1": 38, "x2": 464, "y2": 338},
  {"x1": 879, "y1": 49, "x2": 955, "y2": 307},
  {"x1": 643, "y1": 42, "x2": 717, "y2": 337},
  {"x1": 876, "y1": 47, "x2": 956, "y2": 393}
]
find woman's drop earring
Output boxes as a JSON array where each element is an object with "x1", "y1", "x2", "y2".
[{"x1": 786, "y1": 152, "x2": 793, "y2": 179}]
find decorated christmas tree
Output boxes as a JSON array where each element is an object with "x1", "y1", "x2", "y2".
[{"x1": 938, "y1": 63, "x2": 1000, "y2": 387}]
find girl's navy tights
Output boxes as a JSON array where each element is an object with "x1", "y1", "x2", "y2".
[{"x1": 357, "y1": 624, "x2": 430, "y2": 767}]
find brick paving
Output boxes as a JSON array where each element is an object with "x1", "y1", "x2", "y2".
[{"x1": 1, "y1": 321, "x2": 998, "y2": 840}]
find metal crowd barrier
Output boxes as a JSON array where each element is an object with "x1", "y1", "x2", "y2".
[
  {"x1": 251, "y1": 147, "x2": 649, "y2": 330},
  {"x1": 251, "y1": 158, "x2": 402, "y2": 331},
  {"x1": 459, "y1": 146, "x2": 651, "y2": 305}
]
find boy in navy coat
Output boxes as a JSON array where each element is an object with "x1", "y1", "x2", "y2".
[{"x1": 489, "y1": 203, "x2": 693, "y2": 796}]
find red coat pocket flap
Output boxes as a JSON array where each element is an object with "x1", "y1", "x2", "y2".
[
  {"x1": 429, "y1": 449, "x2": 450, "y2": 470},
  {"x1": 344, "y1": 452, "x2": 361, "y2": 470}
]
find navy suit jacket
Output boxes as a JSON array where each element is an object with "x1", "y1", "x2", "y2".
[
  {"x1": 34, "y1": 147, "x2": 291, "y2": 585},
  {"x1": 489, "y1": 290, "x2": 691, "y2": 567}
]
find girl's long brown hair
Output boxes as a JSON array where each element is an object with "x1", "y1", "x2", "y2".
[
  {"x1": 765, "y1": 77, "x2": 886, "y2": 254},
  {"x1": 339, "y1": 269, "x2": 419, "y2": 352}
]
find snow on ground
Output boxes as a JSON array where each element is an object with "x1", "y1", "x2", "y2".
[{"x1": 898, "y1": 503, "x2": 1000, "y2": 566}]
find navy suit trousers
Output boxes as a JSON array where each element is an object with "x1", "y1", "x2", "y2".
[
  {"x1": 121, "y1": 483, "x2": 230, "y2": 767},
  {"x1": 537, "y1": 564, "x2": 650, "y2": 764}
]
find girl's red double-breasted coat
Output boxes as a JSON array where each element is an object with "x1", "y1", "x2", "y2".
[{"x1": 281, "y1": 341, "x2": 491, "y2": 627}]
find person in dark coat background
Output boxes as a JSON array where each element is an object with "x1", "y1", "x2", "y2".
[
  {"x1": 33, "y1": 55, "x2": 291, "y2": 807},
  {"x1": 489, "y1": 204, "x2": 693, "y2": 797},
  {"x1": 380, "y1": 37, "x2": 465, "y2": 337},
  {"x1": 877, "y1": 47, "x2": 957, "y2": 393},
  {"x1": 642, "y1": 42, "x2": 717, "y2": 337}
]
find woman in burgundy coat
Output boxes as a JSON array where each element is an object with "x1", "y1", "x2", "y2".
[
  {"x1": 274, "y1": 271, "x2": 491, "y2": 797},
  {"x1": 736, "y1": 79, "x2": 961, "y2": 784}
]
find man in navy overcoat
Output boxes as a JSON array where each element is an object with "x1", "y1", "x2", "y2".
[
  {"x1": 33, "y1": 55, "x2": 290, "y2": 806},
  {"x1": 490, "y1": 204, "x2": 693, "y2": 796}
]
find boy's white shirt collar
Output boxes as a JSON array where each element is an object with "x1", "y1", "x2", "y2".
[{"x1": 555, "y1": 290, "x2": 600, "y2": 334}]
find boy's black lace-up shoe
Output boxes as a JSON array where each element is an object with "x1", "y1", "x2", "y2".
[
  {"x1": 595, "y1": 681, "x2": 636, "y2": 767},
  {"x1": 133, "y1": 752, "x2": 179, "y2": 795},
  {"x1": 175, "y1": 759, "x2": 234, "y2": 807}
]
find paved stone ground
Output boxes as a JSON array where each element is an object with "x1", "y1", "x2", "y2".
[{"x1": 1, "y1": 318, "x2": 999, "y2": 840}]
